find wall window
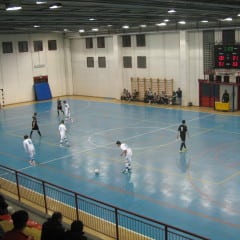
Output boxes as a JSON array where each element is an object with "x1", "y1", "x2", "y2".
[
  {"x1": 2, "y1": 42, "x2": 13, "y2": 53},
  {"x1": 123, "y1": 56, "x2": 132, "y2": 68},
  {"x1": 87, "y1": 57, "x2": 94, "y2": 67},
  {"x1": 86, "y1": 38, "x2": 93, "y2": 49},
  {"x1": 33, "y1": 40, "x2": 43, "y2": 51},
  {"x1": 98, "y1": 57, "x2": 106, "y2": 68},
  {"x1": 136, "y1": 34, "x2": 146, "y2": 47},
  {"x1": 97, "y1": 37, "x2": 105, "y2": 48},
  {"x1": 18, "y1": 41, "x2": 28, "y2": 52},
  {"x1": 48, "y1": 40, "x2": 57, "y2": 50},
  {"x1": 137, "y1": 56, "x2": 147, "y2": 68},
  {"x1": 122, "y1": 35, "x2": 131, "y2": 47}
]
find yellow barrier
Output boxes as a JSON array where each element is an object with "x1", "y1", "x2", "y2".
[{"x1": 215, "y1": 102, "x2": 230, "y2": 111}]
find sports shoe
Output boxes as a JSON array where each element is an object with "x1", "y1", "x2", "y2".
[
  {"x1": 122, "y1": 169, "x2": 129, "y2": 174},
  {"x1": 179, "y1": 149, "x2": 183, "y2": 153},
  {"x1": 183, "y1": 148, "x2": 187, "y2": 152}
]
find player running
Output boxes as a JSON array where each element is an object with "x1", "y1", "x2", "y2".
[
  {"x1": 116, "y1": 140, "x2": 132, "y2": 174},
  {"x1": 177, "y1": 120, "x2": 189, "y2": 152},
  {"x1": 58, "y1": 120, "x2": 69, "y2": 147},
  {"x1": 23, "y1": 135, "x2": 36, "y2": 166}
]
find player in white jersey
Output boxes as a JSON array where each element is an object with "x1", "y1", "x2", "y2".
[
  {"x1": 58, "y1": 120, "x2": 69, "y2": 147},
  {"x1": 116, "y1": 140, "x2": 132, "y2": 174},
  {"x1": 63, "y1": 100, "x2": 72, "y2": 121},
  {"x1": 23, "y1": 135, "x2": 36, "y2": 166}
]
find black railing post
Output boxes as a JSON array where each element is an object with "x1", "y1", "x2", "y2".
[
  {"x1": 115, "y1": 208, "x2": 119, "y2": 240},
  {"x1": 165, "y1": 225, "x2": 168, "y2": 240},
  {"x1": 15, "y1": 172, "x2": 20, "y2": 201},
  {"x1": 42, "y1": 181, "x2": 48, "y2": 214},
  {"x1": 75, "y1": 193, "x2": 79, "y2": 220}
]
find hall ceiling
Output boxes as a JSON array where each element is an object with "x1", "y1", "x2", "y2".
[{"x1": 0, "y1": 0, "x2": 240, "y2": 35}]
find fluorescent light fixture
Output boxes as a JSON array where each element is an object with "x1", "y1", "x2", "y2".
[
  {"x1": 122, "y1": 25, "x2": 129, "y2": 29},
  {"x1": 201, "y1": 20, "x2": 208, "y2": 23},
  {"x1": 89, "y1": 18, "x2": 96, "y2": 21},
  {"x1": 168, "y1": 9, "x2": 176, "y2": 13},
  {"x1": 140, "y1": 24, "x2": 147, "y2": 28},
  {"x1": 79, "y1": 29, "x2": 85, "y2": 33},
  {"x1": 178, "y1": 21, "x2": 186, "y2": 24},
  {"x1": 107, "y1": 24, "x2": 112, "y2": 27},
  {"x1": 6, "y1": 4, "x2": 22, "y2": 11},
  {"x1": 164, "y1": 19, "x2": 170, "y2": 22},
  {"x1": 238, "y1": 14, "x2": 240, "y2": 17},
  {"x1": 49, "y1": 3, "x2": 62, "y2": 9},
  {"x1": 223, "y1": 17, "x2": 232, "y2": 21},
  {"x1": 156, "y1": 22, "x2": 166, "y2": 26},
  {"x1": 92, "y1": 28, "x2": 99, "y2": 31},
  {"x1": 36, "y1": 0, "x2": 47, "y2": 4},
  {"x1": 34, "y1": 25, "x2": 40, "y2": 28}
]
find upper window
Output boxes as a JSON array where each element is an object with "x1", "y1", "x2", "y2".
[
  {"x1": 122, "y1": 35, "x2": 131, "y2": 47},
  {"x1": 123, "y1": 56, "x2": 132, "y2": 68},
  {"x1": 33, "y1": 40, "x2": 43, "y2": 52},
  {"x1": 137, "y1": 56, "x2": 147, "y2": 68},
  {"x1": 87, "y1": 57, "x2": 94, "y2": 67},
  {"x1": 18, "y1": 41, "x2": 28, "y2": 53},
  {"x1": 97, "y1": 37, "x2": 105, "y2": 48},
  {"x1": 2, "y1": 42, "x2": 13, "y2": 54},
  {"x1": 48, "y1": 40, "x2": 57, "y2": 51},
  {"x1": 86, "y1": 38, "x2": 93, "y2": 49},
  {"x1": 98, "y1": 57, "x2": 106, "y2": 68},
  {"x1": 136, "y1": 34, "x2": 146, "y2": 47}
]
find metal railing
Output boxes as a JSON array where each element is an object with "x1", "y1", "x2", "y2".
[{"x1": 0, "y1": 164, "x2": 209, "y2": 240}]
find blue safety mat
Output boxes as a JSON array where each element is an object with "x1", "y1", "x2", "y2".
[{"x1": 34, "y1": 82, "x2": 52, "y2": 101}]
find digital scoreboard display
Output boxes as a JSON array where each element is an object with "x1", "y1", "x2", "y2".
[{"x1": 214, "y1": 45, "x2": 240, "y2": 69}]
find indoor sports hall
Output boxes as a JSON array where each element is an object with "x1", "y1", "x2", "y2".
[
  {"x1": 0, "y1": 97, "x2": 239, "y2": 240},
  {"x1": 1, "y1": 1, "x2": 240, "y2": 240}
]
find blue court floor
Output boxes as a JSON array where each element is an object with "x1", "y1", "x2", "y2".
[{"x1": 0, "y1": 98, "x2": 240, "y2": 240}]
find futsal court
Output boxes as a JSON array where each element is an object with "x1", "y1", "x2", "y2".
[{"x1": 0, "y1": 97, "x2": 239, "y2": 240}]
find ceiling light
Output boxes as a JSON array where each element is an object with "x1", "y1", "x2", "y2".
[
  {"x1": 156, "y1": 22, "x2": 166, "y2": 26},
  {"x1": 92, "y1": 28, "x2": 99, "y2": 32},
  {"x1": 223, "y1": 17, "x2": 232, "y2": 21},
  {"x1": 164, "y1": 19, "x2": 170, "y2": 22},
  {"x1": 79, "y1": 29, "x2": 85, "y2": 33},
  {"x1": 140, "y1": 24, "x2": 147, "y2": 28},
  {"x1": 238, "y1": 14, "x2": 240, "y2": 17},
  {"x1": 178, "y1": 21, "x2": 186, "y2": 24},
  {"x1": 107, "y1": 25, "x2": 112, "y2": 27},
  {"x1": 89, "y1": 18, "x2": 96, "y2": 21},
  {"x1": 6, "y1": 4, "x2": 22, "y2": 11},
  {"x1": 36, "y1": 0, "x2": 47, "y2": 4},
  {"x1": 49, "y1": 3, "x2": 62, "y2": 9},
  {"x1": 201, "y1": 20, "x2": 208, "y2": 23},
  {"x1": 122, "y1": 25, "x2": 129, "y2": 29},
  {"x1": 34, "y1": 25, "x2": 40, "y2": 28},
  {"x1": 168, "y1": 9, "x2": 176, "y2": 13}
]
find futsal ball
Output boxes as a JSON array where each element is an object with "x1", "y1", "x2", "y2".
[{"x1": 94, "y1": 169, "x2": 99, "y2": 174}]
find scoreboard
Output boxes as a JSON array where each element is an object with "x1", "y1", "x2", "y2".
[{"x1": 214, "y1": 45, "x2": 240, "y2": 69}]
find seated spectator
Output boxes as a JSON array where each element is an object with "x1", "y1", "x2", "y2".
[
  {"x1": 170, "y1": 91, "x2": 177, "y2": 105},
  {"x1": 222, "y1": 89, "x2": 230, "y2": 103},
  {"x1": 132, "y1": 89, "x2": 139, "y2": 101},
  {"x1": 0, "y1": 194, "x2": 9, "y2": 215},
  {"x1": 3, "y1": 210, "x2": 34, "y2": 240},
  {"x1": 65, "y1": 220, "x2": 87, "y2": 240},
  {"x1": 159, "y1": 91, "x2": 168, "y2": 104},
  {"x1": 147, "y1": 88, "x2": 154, "y2": 104},
  {"x1": 41, "y1": 212, "x2": 65, "y2": 240}
]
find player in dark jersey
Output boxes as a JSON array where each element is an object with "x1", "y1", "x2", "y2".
[
  {"x1": 57, "y1": 98, "x2": 64, "y2": 116},
  {"x1": 30, "y1": 113, "x2": 42, "y2": 138},
  {"x1": 177, "y1": 120, "x2": 189, "y2": 152}
]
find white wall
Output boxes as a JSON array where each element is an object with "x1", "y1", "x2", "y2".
[
  {"x1": 70, "y1": 30, "x2": 204, "y2": 105},
  {"x1": 0, "y1": 33, "x2": 67, "y2": 105}
]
